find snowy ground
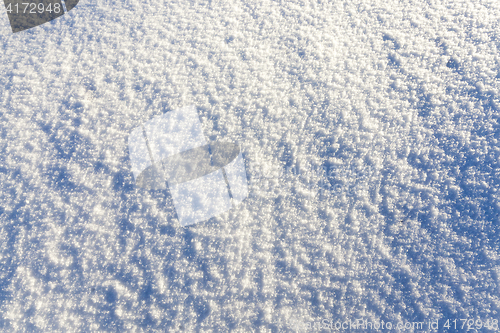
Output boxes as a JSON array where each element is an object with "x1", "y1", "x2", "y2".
[{"x1": 0, "y1": 0, "x2": 500, "y2": 331}]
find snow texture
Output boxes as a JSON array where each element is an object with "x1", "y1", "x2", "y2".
[{"x1": 0, "y1": 0, "x2": 500, "y2": 331}]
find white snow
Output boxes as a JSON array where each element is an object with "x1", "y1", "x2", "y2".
[{"x1": 0, "y1": 0, "x2": 500, "y2": 331}]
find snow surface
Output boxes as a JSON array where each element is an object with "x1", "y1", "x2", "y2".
[{"x1": 0, "y1": 0, "x2": 500, "y2": 331}]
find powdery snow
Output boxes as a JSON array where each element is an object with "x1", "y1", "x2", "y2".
[{"x1": 0, "y1": 0, "x2": 499, "y2": 331}]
